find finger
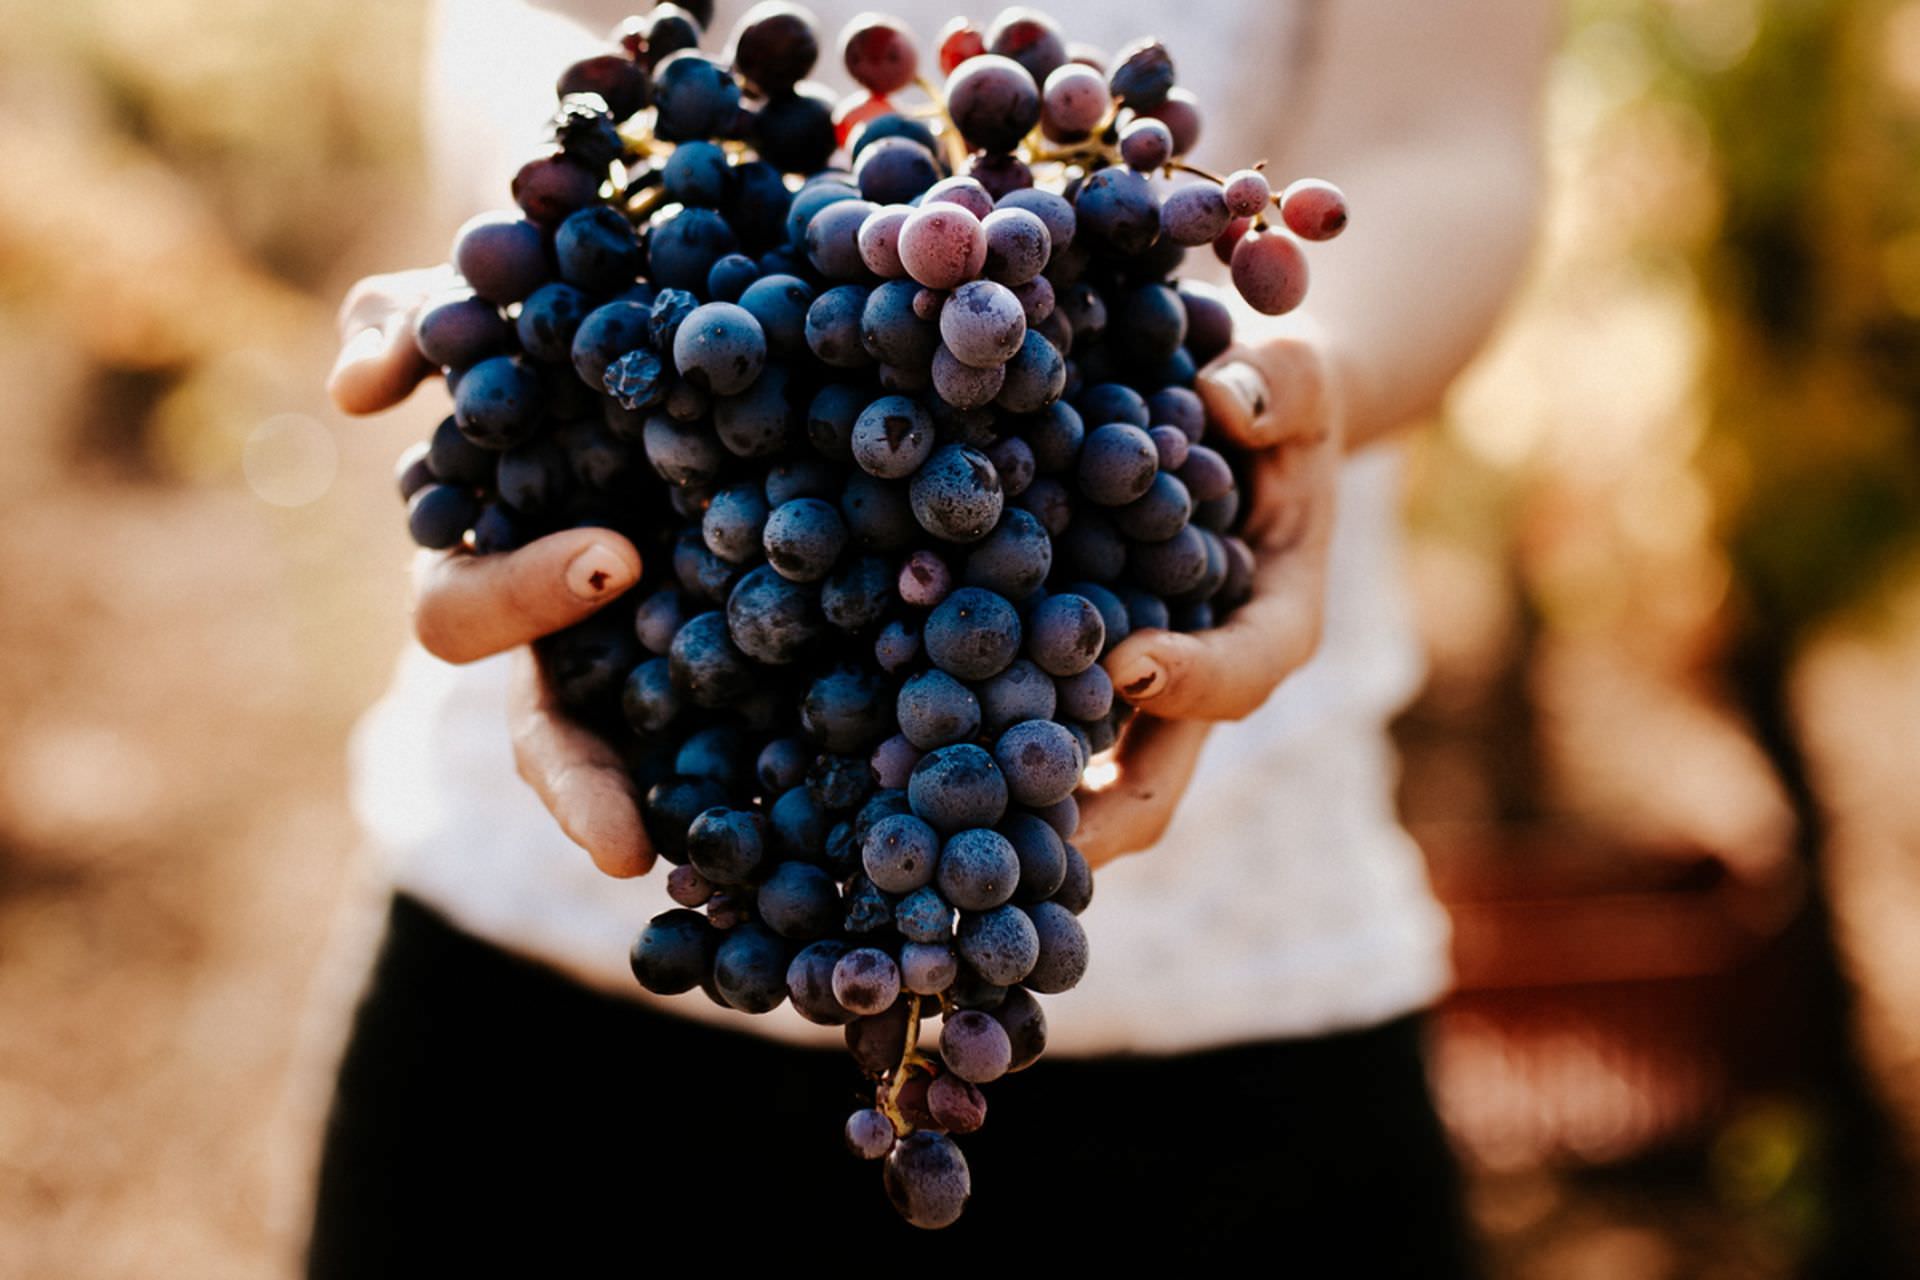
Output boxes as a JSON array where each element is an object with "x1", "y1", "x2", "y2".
[
  {"x1": 1195, "y1": 337, "x2": 1333, "y2": 451},
  {"x1": 413, "y1": 529, "x2": 642, "y2": 664},
  {"x1": 508, "y1": 650, "x2": 654, "y2": 879},
  {"x1": 328, "y1": 311, "x2": 434, "y2": 415},
  {"x1": 1074, "y1": 717, "x2": 1212, "y2": 870}
]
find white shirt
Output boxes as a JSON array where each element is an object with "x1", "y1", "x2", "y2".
[{"x1": 351, "y1": 0, "x2": 1453, "y2": 1055}]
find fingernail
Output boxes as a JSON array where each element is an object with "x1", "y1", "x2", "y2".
[
  {"x1": 1204, "y1": 361, "x2": 1271, "y2": 432},
  {"x1": 566, "y1": 542, "x2": 636, "y2": 600},
  {"x1": 1115, "y1": 657, "x2": 1167, "y2": 702}
]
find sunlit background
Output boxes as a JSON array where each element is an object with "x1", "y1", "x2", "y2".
[{"x1": 4, "y1": 0, "x2": 1920, "y2": 1274}]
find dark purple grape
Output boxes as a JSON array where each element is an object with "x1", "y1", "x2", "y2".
[
  {"x1": 414, "y1": 293, "x2": 511, "y2": 368},
  {"x1": 714, "y1": 921, "x2": 790, "y2": 1013},
  {"x1": 924, "y1": 586, "x2": 1021, "y2": 680},
  {"x1": 666, "y1": 864, "x2": 714, "y2": 908},
  {"x1": 1144, "y1": 85, "x2": 1203, "y2": 155},
  {"x1": 511, "y1": 152, "x2": 601, "y2": 225},
  {"x1": 1119, "y1": 118, "x2": 1174, "y2": 172},
  {"x1": 452, "y1": 355, "x2": 541, "y2": 449},
  {"x1": 966, "y1": 152, "x2": 1034, "y2": 202},
  {"x1": 985, "y1": 8, "x2": 1067, "y2": 84},
  {"x1": 728, "y1": 1, "x2": 820, "y2": 95},
  {"x1": 831, "y1": 946, "x2": 901, "y2": 1015},
  {"x1": 557, "y1": 53, "x2": 650, "y2": 120},
  {"x1": 1073, "y1": 166, "x2": 1160, "y2": 256},
  {"x1": 622, "y1": 4, "x2": 704, "y2": 68},
  {"x1": 757, "y1": 860, "x2": 840, "y2": 940},
  {"x1": 663, "y1": 141, "x2": 731, "y2": 208},
  {"x1": 962, "y1": 506, "x2": 1051, "y2": 600},
  {"x1": 753, "y1": 85, "x2": 840, "y2": 173},
  {"x1": 789, "y1": 941, "x2": 857, "y2": 1025},
  {"x1": 927, "y1": 1072, "x2": 987, "y2": 1133},
  {"x1": 895, "y1": 670, "x2": 982, "y2": 752},
  {"x1": 805, "y1": 284, "x2": 876, "y2": 368},
  {"x1": 908, "y1": 744, "x2": 1008, "y2": 833},
  {"x1": 1107, "y1": 37, "x2": 1174, "y2": 110},
  {"x1": 1076, "y1": 422, "x2": 1159, "y2": 506},
  {"x1": 653, "y1": 51, "x2": 743, "y2": 141},
  {"x1": 931, "y1": 345, "x2": 1006, "y2": 410},
  {"x1": 622, "y1": 656, "x2": 682, "y2": 732},
  {"x1": 854, "y1": 137, "x2": 942, "y2": 206},
  {"x1": 406, "y1": 484, "x2": 477, "y2": 550},
  {"x1": 939, "y1": 281, "x2": 1027, "y2": 369},
  {"x1": 801, "y1": 663, "x2": 893, "y2": 752},
  {"x1": 515, "y1": 282, "x2": 591, "y2": 363},
  {"x1": 946, "y1": 54, "x2": 1042, "y2": 153},
  {"x1": 884, "y1": 1131, "x2": 971, "y2": 1229},
  {"x1": 993, "y1": 718, "x2": 1082, "y2": 807},
  {"x1": 910, "y1": 445, "x2": 1004, "y2": 544},
  {"x1": 845, "y1": 998, "x2": 913, "y2": 1074},
  {"x1": 860, "y1": 280, "x2": 939, "y2": 368},
  {"x1": 845, "y1": 1107, "x2": 896, "y2": 1158},
  {"x1": 630, "y1": 909, "x2": 716, "y2": 995},
  {"x1": 726, "y1": 563, "x2": 822, "y2": 664},
  {"x1": 992, "y1": 985, "x2": 1049, "y2": 1070},
  {"x1": 738, "y1": 274, "x2": 815, "y2": 357},
  {"x1": 871, "y1": 731, "x2": 923, "y2": 787},
  {"x1": 1021, "y1": 587, "x2": 1113, "y2": 675},
  {"x1": 978, "y1": 659, "x2": 1056, "y2": 735},
  {"x1": 900, "y1": 942, "x2": 958, "y2": 995},
  {"x1": 669, "y1": 610, "x2": 756, "y2": 707},
  {"x1": 939, "y1": 1007, "x2": 1014, "y2": 1083}
]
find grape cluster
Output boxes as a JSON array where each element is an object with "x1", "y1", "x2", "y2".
[{"x1": 385, "y1": 1, "x2": 1344, "y2": 1229}]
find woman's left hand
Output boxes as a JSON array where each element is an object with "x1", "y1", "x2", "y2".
[{"x1": 1075, "y1": 333, "x2": 1345, "y2": 869}]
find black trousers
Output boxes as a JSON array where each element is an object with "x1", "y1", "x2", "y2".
[{"x1": 307, "y1": 894, "x2": 1478, "y2": 1273}]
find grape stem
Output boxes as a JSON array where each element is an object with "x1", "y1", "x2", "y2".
[
  {"x1": 624, "y1": 183, "x2": 671, "y2": 223},
  {"x1": 879, "y1": 995, "x2": 929, "y2": 1133},
  {"x1": 1164, "y1": 158, "x2": 1289, "y2": 212}
]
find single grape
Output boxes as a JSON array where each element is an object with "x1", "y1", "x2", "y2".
[
  {"x1": 1281, "y1": 177, "x2": 1349, "y2": 240},
  {"x1": 924, "y1": 175, "x2": 996, "y2": 220},
  {"x1": 753, "y1": 85, "x2": 840, "y2": 173},
  {"x1": 939, "y1": 1007, "x2": 1014, "y2": 1083},
  {"x1": 940, "y1": 281, "x2": 1027, "y2": 369},
  {"x1": 863, "y1": 811, "x2": 942, "y2": 892},
  {"x1": 993, "y1": 718, "x2": 1084, "y2": 807},
  {"x1": 1143, "y1": 85, "x2": 1203, "y2": 155},
  {"x1": 1107, "y1": 37, "x2": 1175, "y2": 109},
  {"x1": 758, "y1": 860, "x2": 841, "y2": 940},
  {"x1": 414, "y1": 293, "x2": 512, "y2": 369},
  {"x1": 1222, "y1": 168, "x2": 1273, "y2": 218},
  {"x1": 846, "y1": 1108, "x2": 897, "y2": 1159},
  {"x1": 630, "y1": 909, "x2": 716, "y2": 995},
  {"x1": 557, "y1": 53, "x2": 651, "y2": 120},
  {"x1": 666, "y1": 864, "x2": 714, "y2": 908},
  {"x1": 728, "y1": 1, "x2": 820, "y2": 96},
  {"x1": 884, "y1": 1131, "x2": 971, "y2": 1229},
  {"x1": 652, "y1": 51, "x2": 743, "y2": 142},
  {"x1": 663, "y1": 140, "x2": 732, "y2": 208},
  {"x1": 841, "y1": 14, "x2": 918, "y2": 95},
  {"x1": 926, "y1": 1073, "x2": 987, "y2": 1133},
  {"x1": 936, "y1": 17, "x2": 986, "y2": 75},
  {"x1": 857, "y1": 205, "x2": 913, "y2": 278},
  {"x1": 910, "y1": 444, "x2": 1005, "y2": 543},
  {"x1": 924, "y1": 585, "x2": 1022, "y2": 679},
  {"x1": 992, "y1": 985, "x2": 1049, "y2": 1071},
  {"x1": 1119, "y1": 118, "x2": 1174, "y2": 172},
  {"x1": 726, "y1": 563, "x2": 823, "y2": 664},
  {"x1": 908, "y1": 744, "x2": 1009, "y2": 833},
  {"x1": 1160, "y1": 181, "x2": 1232, "y2": 246},
  {"x1": 985, "y1": 8, "x2": 1067, "y2": 84},
  {"x1": 832, "y1": 946, "x2": 902, "y2": 1015},
  {"x1": 854, "y1": 137, "x2": 942, "y2": 207},
  {"x1": 1040, "y1": 62, "x2": 1108, "y2": 141},
  {"x1": 945, "y1": 54, "x2": 1042, "y2": 153},
  {"x1": 406, "y1": 484, "x2": 478, "y2": 550},
  {"x1": 870, "y1": 730, "x2": 923, "y2": 787},
  {"x1": 714, "y1": 921, "x2": 791, "y2": 1013},
  {"x1": 898, "y1": 202, "x2": 988, "y2": 291}
]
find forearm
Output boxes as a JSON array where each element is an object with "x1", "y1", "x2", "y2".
[
  {"x1": 1305, "y1": 125, "x2": 1547, "y2": 449},
  {"x1": 1245, "y1": 0, "x2": 1559, "y2": 451}
]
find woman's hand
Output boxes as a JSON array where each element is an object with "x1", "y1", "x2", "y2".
[
  {"x1": 331, "y1": 272, "x2": 656, "y2": 880},
  {"x1": 1075, "y1": 334, "x2": 1344, "y2": 868}
]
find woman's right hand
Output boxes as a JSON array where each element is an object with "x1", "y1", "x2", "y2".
[{"x1": 331, "y1": 271, "x2": 657, "y2": 880}]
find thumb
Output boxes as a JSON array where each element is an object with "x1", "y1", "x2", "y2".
[{"x1": 1195, "y1": 337, "x2": 1333, "y2": 451}]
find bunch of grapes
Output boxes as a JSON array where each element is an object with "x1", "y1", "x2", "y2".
[{"x1": 387, "y1": 1, "x2": 1345, "y2": 1229}]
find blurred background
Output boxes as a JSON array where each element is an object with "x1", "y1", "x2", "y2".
[{"x1": 3, "y1": 0, "x2": 1919, "y2": 1274}]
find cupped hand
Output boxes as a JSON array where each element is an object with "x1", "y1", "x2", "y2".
[
  {"x1": 1074, "y1": 334, "x2": 1344, "y2": 867},
  {"x1": 330, "y1": 271, "x2": 655, "y2": 879}
]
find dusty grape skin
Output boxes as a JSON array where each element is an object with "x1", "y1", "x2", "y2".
[
  {"x1": 1073, "y1": 166, "x2": 1161, "y2": 257},
  {"x1": 1022, "y1": 900, "x2": 1091, "y2": 993},
  {"x1": 1222, "y1": 168, "x2": 1274, "y2": 218},
  {"x1": 993, "y1": 718, "x2": 1084, "y2": 808},
  {"x1": 930, "y1": 345, "x2": 1006, "y2": 410},
  {"x1": 908, "y1": 744, "x2": 1009, "y2": 834},
  {"x1": 856, "y1": 205, "x2": 913, "y2": 278},
  {"x1": 945, "y1": 54, "x2": 1042, "y2": 153},
  {"x1": 897, "y1": 203, "x2": 988, "y2": 291},
  {"x1": 884, "y1": 1131, "x2": 972, "y2": 1229},
  {"x1": 1040, "y1": 62, "x2": 1108, "y2": 141},
  {"x1": 939, "y1": 1007, "x2": 1015, "y2": 1083},
  {"x1": 910, "y1": 446, "x2": 1005, "y2": 544},
  {"x1": 1119, "y1": 118, "x2": 1174, "y2": 172},
  {"x1": 832, "y1": 946, "x2": 902, "y2": 1015},
  {"x1": 962, "y1": 506, "x2": 1052, "y2": 600},
  {"x1": 900, "y1": 941, "x2": 959, "y2": 995},
  {"x1": 850, "y1": 394, "x2": 935, "y2": 479},
  {"x1": 978, "y1": 659, "x2": 1058, "y2": 736},
  {"x1": 895, "y1": 670, "x2": 983, "y2": 752},
  {"x1": 993, "y1": 329, "x2": 1066, "y2": 414},
  {"x1": 845, "y1": 1107, "x2": 897, "y2": 1159},
  {"x1": 862, "y1": 811, "x2": 942, "y2": 893},
  {"x1": 926, "y1": 1073, "x2": 987, "y2": 1133},
  {"x1": 992, "y1": 986, "x2": 1050, "y2": 1071}
]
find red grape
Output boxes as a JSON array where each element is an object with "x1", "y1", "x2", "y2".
[
  {"x1": 1281, "y1": 178, "x2": 1349, "y2": 241},
  {"x1": 936, "y1": 17, "x2": 985, "y2": 75},
  {"x1": 841, "y1": 14, "x2": 919, "y2": 96},
  {"x1": 1229, "y1": 230, "x2": 1310, "y2": 316}
]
